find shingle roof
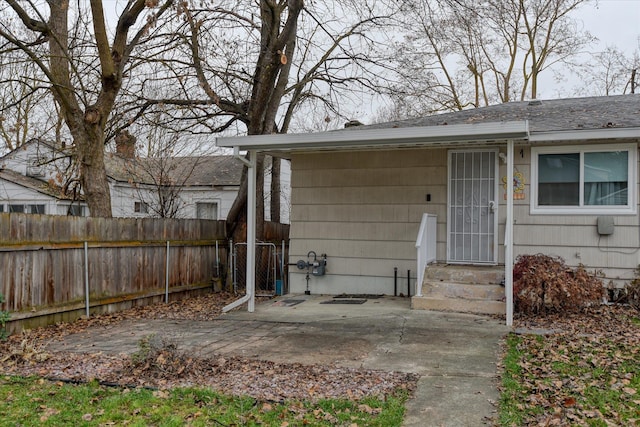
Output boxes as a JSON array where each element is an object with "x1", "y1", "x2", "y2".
[
  {"x1": 0, "y1": 169, "x2": 79, "y2": 200},
  {"x1": 354, "y1": 94, "x2": 640, "y2": 132},
  {"x1": 104, "y1": 154, "x2": 243, "y2": 187}
]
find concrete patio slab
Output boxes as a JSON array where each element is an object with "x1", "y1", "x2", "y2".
[{"x1": 49, "y1": 294, "x2": 510, "y2": 426}]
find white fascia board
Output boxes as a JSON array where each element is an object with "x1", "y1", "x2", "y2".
[
  {"x1": 216, "y1": 121, "x2": 530, "y2": 151},
  {"x1": 530, "y1": 127, "x2": 640, "y2": 143}
]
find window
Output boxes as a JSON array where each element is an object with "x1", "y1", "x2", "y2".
[
  {"x1": 7, "y1": 204, "x2": 46, "y2": 214},
  {"x1": 27, "y1": 156, "x2": 44, "y2": 177},
  {"x1": 531, "y1": 144, "x2": 636, "y2": 214},
  {"x1": 0, "y1": 205, "x2": 3, "y2": 213},
  {"x1": 28, "y1": 204, "x2": 45, "y2": 214},
  {"x1": 67, "y1": 205, "x2": 85, "y2": 216},
  {"x1": 196, "y1": 202, "x2": 218, "y2": 220},
  {"x1": 134, "y1": 201, "x2": 149, "y2": 214}
]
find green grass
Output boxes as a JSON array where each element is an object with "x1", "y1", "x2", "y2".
[
  {"x1": 499, "y1": 334, "x2": 537, "y2": 426},
  {"x1": 499, "y1": 333, "x2": 640, "y2": 426},
  {"x1": 0, "y1": 376, "x2": 409, "y2": 426}
]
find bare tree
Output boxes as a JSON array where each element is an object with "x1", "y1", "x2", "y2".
[
  {"x1": 0, "y1": 0, "x2": 175, "y2": 216},
  {"x1": 0, "y1": 41, "x2": 59, "y2": 152},
  {"x1": 113, "y1": 126, "x2": 206, "y2": 219},
  {"x1": 116, "y1": 0, "x2": 396, "y2": 236},
  {"x1": 384, "y1": 0, "x2": 595, "y2": 116},
  {"x1": 520, "y1": 0, "x2": 594, "y2": 99}
]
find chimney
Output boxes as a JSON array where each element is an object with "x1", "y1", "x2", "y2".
[{"x1": 115, "y1": 131, "x2": 136, "y2": 158}]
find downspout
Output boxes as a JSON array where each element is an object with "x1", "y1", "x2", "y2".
[
  {"x1": 223, "y1": 148, "x2": 257, "y2": 313},
  {"x1": 505, "y1": 140, "x2": 514, "y2": 326}
]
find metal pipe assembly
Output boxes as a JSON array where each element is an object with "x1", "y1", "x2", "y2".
[{"x1": 296, "y1": 251, "x2": 327, "y2": 295}]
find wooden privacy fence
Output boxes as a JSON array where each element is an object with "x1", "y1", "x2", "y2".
[{"x1": 0, "y1": 213, "x2": 228, "y2": 333}]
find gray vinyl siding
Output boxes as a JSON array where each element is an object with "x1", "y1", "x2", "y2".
[
  {"x1": 288, "y1": 141, "x2": 640, "y2": 295},
  {"x1": 508, "y1": 144, "x2": 640, "y2": 286},
  {"x1": 289, "y1": 148, "x2": 448, "y2": 295}
]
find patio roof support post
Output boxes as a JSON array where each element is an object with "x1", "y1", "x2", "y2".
[
  {"x1": 505, "y1": 140, "x2": 514, "y2": 326},
  {"x1": 222, "y1": 148, "x2": 257, "y2": 313},
  {"x1": 246, "y1": 150, "x2": 257, "y2": 312}
]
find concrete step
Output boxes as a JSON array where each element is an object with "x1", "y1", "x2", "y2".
[
  {"x1": 411, "y1": 296, "x2": 506, "y2": 315},
  {"x1": 425, "y1": 264, "x2": 504, "y2": 285},
  {"x1": 421, "y1": 281, "x2": 505, "y2": 301}
]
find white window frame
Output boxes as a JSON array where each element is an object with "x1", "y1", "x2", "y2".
[
  {"x1": 531, "y1": 143, "x2": 637, "y2": 215},
  {"x1": 196, "y1": 201, "x2": 220, "y2": 220},
  {"x1": 134, "y1": 201, "x2": 149, "y2": 214}
]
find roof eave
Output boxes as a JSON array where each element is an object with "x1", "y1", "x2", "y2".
[{"x1": 216, "y1": 121, "x2": 530, "y2": 151}]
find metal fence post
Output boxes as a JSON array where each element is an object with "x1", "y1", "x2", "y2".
[
  {"x1": 165, "y1": 241, "x2": 170, "y2": 303},
  {"x1": 84, "y1": 241, "x2": 90, "y2": 317}
]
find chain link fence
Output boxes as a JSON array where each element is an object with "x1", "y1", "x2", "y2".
[{"x1": 231, "y1": 241, "x2": 288, "y2": 296}]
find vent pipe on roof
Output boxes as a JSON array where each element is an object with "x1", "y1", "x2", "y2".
[
  {"x1": 528, "y1": 100, "x2": 542, "y2": 107},
  {"x1": 344, "y1": 120, "x2": 364, "y2": 128}
]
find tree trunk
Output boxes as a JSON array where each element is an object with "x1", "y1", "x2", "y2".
[
  {"x1": 48, "y1": 0, "x2": 113, "y2": 217},
  {"x1": 224, "y1": 0, "x2": 302, "y2": 240},
  {"x1": 270, "y1": 156, "x2": 281, "y2": 223},
  {"x1": 76, "y1": 124, "x2": 112, "y2": 217}
]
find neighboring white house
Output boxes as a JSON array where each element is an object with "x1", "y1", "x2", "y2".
[{"x1": 0, "y1": 139, "x2": 291, "y2": 222}]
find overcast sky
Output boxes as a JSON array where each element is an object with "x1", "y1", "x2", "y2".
[
  {"x1": 582, "y1": 0, "x2": 640, "y2": 53},
  {"x1": 531, "y1": 0, "x2": 639, "y2": 99}
]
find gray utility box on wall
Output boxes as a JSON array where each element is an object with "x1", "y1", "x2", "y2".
[{"x1": 597, "y1": 216, "x2": 615, "y2": 235}]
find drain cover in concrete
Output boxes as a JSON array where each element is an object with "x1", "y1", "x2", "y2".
[
  {"x1": 321, "y1": 299, "x2": 367, "y2": 304},
  {"x1": 282, "y1": 299, "x2": 306, "y2": 306},
  {"x1": 273, "y1": 299, "x2": 305, "y2": 307},
  {"x1": 334, "y1": 294, "x2": 383, "y2": 299}
]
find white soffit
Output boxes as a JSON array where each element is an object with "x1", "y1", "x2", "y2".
[{"x1": 216, "y1": 121, "x2": 530, "y2": 152}]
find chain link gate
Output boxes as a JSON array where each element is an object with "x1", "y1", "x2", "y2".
[{"x1": 232, "y1": 242, "x2": 283, "y2": 296}]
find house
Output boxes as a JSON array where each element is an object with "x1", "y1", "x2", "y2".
[
  {"x1": 0, "y1": 140, "x2": 86, "y2": 216},
  {"x1": 0, "y1": 139, "x2": 291, "y2": 222},
  {"x1": 217, "y1": 94, "x2": 640, "y2": 324}
]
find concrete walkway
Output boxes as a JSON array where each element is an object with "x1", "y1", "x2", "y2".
[{"x1": 50, "y1": 295, "x2": 510, "y2": 426}]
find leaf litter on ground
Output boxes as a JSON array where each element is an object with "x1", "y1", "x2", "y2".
[
  {"x1": 502, "y1": 305, "x2": 640, "y2": 426},
  {"x1": 0, "y1": 292, "x2": 417, "y2": 404}
]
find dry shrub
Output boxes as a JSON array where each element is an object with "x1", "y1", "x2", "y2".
[
  {"x1": 513, "y1": 254, "x2": 605, "y2": 315},
  {"x1": 128, "y1": 334, "x2": 194, "y2": 378},
  {"x1": 625, "y1": 267, "x2": 640, "y2": 311}
]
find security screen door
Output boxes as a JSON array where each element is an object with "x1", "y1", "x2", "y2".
[{"x1": 447, "y1": 150, "x2": 498, "y2": 263}]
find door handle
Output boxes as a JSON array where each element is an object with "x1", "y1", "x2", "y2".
[{"x1": 488, "y1": 201, "x2": 496, "y2": 212}]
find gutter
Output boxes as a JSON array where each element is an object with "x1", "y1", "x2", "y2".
[
  {"x1": 216, "y1": 121, "x2": 530, "y2": 152},
  {"x1": 530, "y1": 127, "x2": 640, "y2": 142}
]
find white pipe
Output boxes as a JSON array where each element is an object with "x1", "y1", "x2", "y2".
[
  {"x1": 84, "y1": 241, "x2": 90, "y2": 317},
  {"x1": 505, "y1": 140, "x2": 515, "y2": 326},
  {"x1": 165, "y1": 241, "x2": 170, "y2": 303},
  {"x1": 222, "y1": 294, "x2": 250, "y2": 313}
]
